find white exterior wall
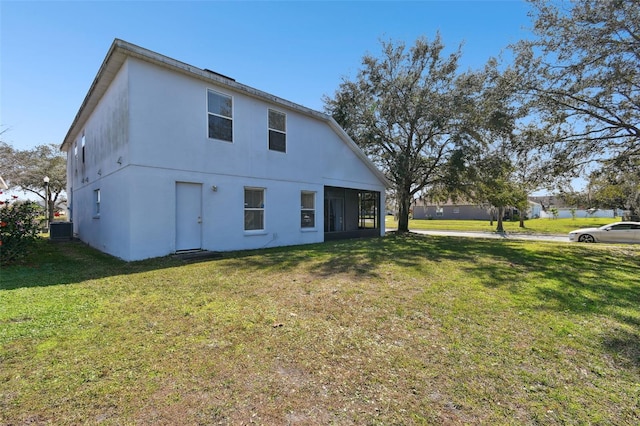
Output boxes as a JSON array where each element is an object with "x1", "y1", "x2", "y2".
[
  {"x1": 66, "y1": 62, "x2": 133, "y2": 259},
  {"x1": 68, "y1": 57, "x2": 386, "y2": 260}
]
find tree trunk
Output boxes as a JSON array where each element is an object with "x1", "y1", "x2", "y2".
[
  {"x1": 48, "y1": 199, "x2": 55, "y2": 223},
  {"x1": 396, "y1": 187, "x2": 412, "y2": 233},
  {"x1": 496, "y1": 206, "x2": 505, "y2": 233}
]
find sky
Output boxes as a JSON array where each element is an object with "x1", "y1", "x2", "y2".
[{"x1": 1, "y1": 0, "x2": 534, "y2": 152}]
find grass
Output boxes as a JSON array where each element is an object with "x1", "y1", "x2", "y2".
[
  {"x1": 1, "y1": 236, "x2": 639, "y2": 424},
  {"x1": 386, "y1": 216, "x2": 622, "y2": 234}
]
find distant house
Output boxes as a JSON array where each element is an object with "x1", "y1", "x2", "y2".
[
  {"x1": 61, "y1": 39, "x2": 389, "y2": 261},
  {"x1": 528, "y1": 195, "x2": 620, "y2": 219},
  {"x1": 413, "y1": 200, "x2": 493, "y2": 220},
  {"x1": 413, "y1": 199, "x2": 541, "y2": 221}
]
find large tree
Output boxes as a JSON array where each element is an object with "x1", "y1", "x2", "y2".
[
  {"x1": 325, "y1": 35, "x2": 494, "y2": 232},
  {"x1": 0, "y1": 142, "x2": 66, "y2": 224},
  {"x1": 512, "y1": 0, "x2": 640, "y2": 174}
]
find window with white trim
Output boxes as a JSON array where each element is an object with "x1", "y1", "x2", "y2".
[
  {"x1": 301, "y1": 191, "x2": 315, "y2": 228},
  {"x1": 94, "y1": 189, "x2": 101, "y2": 217},
  {"x1": 207, "y1": 90, "x2": 233, "y2": 142},
  {"x1": 436, "y1": 207, "x2": 443, "y2": 217},
  {"x1": 244, "y1": 188, "x2": 264, "y2": 231},
  {"x1": 268, "y1": 109, "x2": 286, "y2": 152}
]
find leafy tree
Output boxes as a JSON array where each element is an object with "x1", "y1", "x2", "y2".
[
  {"x1": 0, "y1": 142, "x2": 66, "y2": 224},
  {"x1": 451, "y1": 148, "x2": 528, "y2": 232},
  {"x1": 587, "y1": 160, "x2": 640, "y2": 219},
  {"x1": 441, "y1": 63, "x2": 541, "y2": 230},
  {"x1": 512, "y1": 0, "x2": 639, "y2": 175},
  {"x1": 325, "y1": 35, "x2": 495, "y2": 232}
]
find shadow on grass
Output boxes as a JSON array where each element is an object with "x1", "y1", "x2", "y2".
[
  {"x1": 229, "y1": 232, "x2": 640, "y2": 368},
  {"x1": 3, "y1": 233, "x2": 638, "y2": 368}
]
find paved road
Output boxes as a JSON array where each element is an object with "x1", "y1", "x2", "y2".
[{"x1": 387, "y1": 229, "x2": 569, "y2": 243}]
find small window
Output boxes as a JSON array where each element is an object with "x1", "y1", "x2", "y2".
[
  {"x1": 436, "y1": 207, "x2": 443, "y2": 217},
  {"x1": 244, "y1": 188, "x2": 264, "y2": 231},
  {"x1": 74, "y1": 142, "x2": 78, "y2": 174},
  {"x1": 268, "y1": 109, "x2": 286, "y2": 152},
  {"x1": 453, "y1": 207, "x2": 460, "y2": 214},
  {"x1": 81, "y1": 133, "x2": 86, "y2": 163},
  {"x1": 94, "y1": 189, "x2": 101, "y2": 217},
  {"x1": 301, "y1": 191, "x2": 315, "y2": 228},
  {"x1": 207, "y1": 90, "x2": 233, "y2": 142}
]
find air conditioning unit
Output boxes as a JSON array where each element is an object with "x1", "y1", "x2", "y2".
[{"x1": 49, "y1": 222, "x2": 74, "y2": 241}]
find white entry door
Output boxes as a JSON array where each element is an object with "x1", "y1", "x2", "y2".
[{"x1": 176, "y1": 182, "x2": 202, "y2": 251}]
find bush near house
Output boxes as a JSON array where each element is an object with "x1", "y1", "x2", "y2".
[{"x1": 0, "y1": 197, "x2": 42, "y2": 264}]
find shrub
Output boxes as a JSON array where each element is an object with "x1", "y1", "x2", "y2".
[{"x1": 0, "y1": 197, "x2": 42, "y2": 264}]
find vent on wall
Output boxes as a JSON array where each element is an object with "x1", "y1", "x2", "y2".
[{"x1": 204, "y1": 68, "x2": 236, "y2": 82}]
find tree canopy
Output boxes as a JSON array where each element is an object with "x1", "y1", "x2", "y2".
[
  {"x1": 325, "y1": 35, "x2": 510, "y2": 232},
  {"x1": 512, "y1": 0, "x2": 639, "y2": 174},
  {"x1": 0, "y1": 142, "x2": 66, "y2": 223}
]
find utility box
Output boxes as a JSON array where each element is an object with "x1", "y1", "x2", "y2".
[{"x1": 50, "y1": 222, "x2": 73, "y2": 241}]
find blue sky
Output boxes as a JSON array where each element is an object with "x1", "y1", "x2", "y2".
[{"x1": 1, "y1": 0, "x2": 533, "y2": 151}]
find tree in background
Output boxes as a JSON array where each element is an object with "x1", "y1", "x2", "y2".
[
  {"x1": 587, "y1": 160, "x2": 640, "y2": 219},
  {"x1": 0, "y1": 142, "x2": 66, "y2": 224},
  {"x1": 438, "y1": 61, "x2": 543, "y2": 231},
  {"x1": 325, "y1": 35, "x2": 503, "y2": 232},
  {"x1": 512, "y1": 0, "x2": 639, "y2": 178},
  {"x1": 472, "y1": 154, "x2": 528, "y2": 232}
]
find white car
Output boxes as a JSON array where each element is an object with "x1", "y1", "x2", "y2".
[{"x1": 568, "y1": 221, "x2": 640, "y2": 243}]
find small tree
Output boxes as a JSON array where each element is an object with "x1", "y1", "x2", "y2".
[
  {"x1": 469, "y1": 154, "x2": 527, "y2": 232},
  {"x1": 587, "y1": 161, "x2": 640, "y2": 219}
]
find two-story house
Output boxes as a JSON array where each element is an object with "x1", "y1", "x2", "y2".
[{"x1": 61, "y1": 39, "x2": 389, "y2": 261}]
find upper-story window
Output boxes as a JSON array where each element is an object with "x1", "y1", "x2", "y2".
[
  {"x1": 81, "y1": 133, "x2": 86, "y2": 163},
  {"x1": 268, "y1": 109, "x2": 286, "y2": 152},
  {"x1": 74, "y1": 142, "x2": 78, "y2": 174},
  {"x1": 207, "y1": 90, "x2": 233, "y2": 142}
]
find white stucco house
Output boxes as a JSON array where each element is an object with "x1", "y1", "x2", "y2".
[{"x1": 61, "y1": 39, "x2": 389, "y2": 261}]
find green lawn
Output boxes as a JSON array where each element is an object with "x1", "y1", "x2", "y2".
[
  {"x1": 1, "y1": 236, "x2": 639, "y2": 424},
  {"x1": 386, "y1": 216, "x2": 621, "y2": 234}
]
